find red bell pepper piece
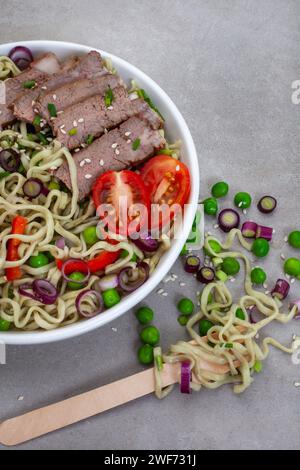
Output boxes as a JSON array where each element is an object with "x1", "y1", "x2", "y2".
[
  {"x1": 56, "y1": 249, "x2": 120, "y2": 274},
  {"x1": 5, "y1": 216, "x2": 27, "y2": 282}
]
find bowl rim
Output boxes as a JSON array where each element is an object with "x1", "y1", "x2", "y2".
[{"x1": 0, "y1": 40, "x2": 199, "y2": 345}]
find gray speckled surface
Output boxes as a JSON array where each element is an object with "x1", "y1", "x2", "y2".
[{"x1": 0, "y1": 0, "x2": 300, "y2": 450}]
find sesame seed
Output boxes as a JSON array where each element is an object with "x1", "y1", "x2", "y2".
[
  {"x1": 111, "y1": 327, "x2": 117, "y2": 332},
  {"x1": 115, "y1": 149, "x2": 120, "y2": 155},
  {"x1": 179, "y1": 282, "x2": 186, "y2": 287},
  {"x1": 243, "y1": 209, "x2": 247, "y2": 215},
  {"x1": 294, "y1": 382, "x2": 300, "y2": 387},
  {"x1": 272, "y1": 229, "x2": 276, "y2": 234},
  {"x1": 50, "y1": 166, "x2": 57, "y2": 171},
  {"x1": 60, "y1": 129, "x2": 66, "y2": 135},
  {"x1": 230, "y1": 277, "x2": 236, "y2": 283},
  {"x1": 79, "y1": 160, "x2": 86, "y2": 167},
  {"x1": 171, "y1": 273, "x2": 177, "y2": 279},
  {"x1": 291, "y1": 278, "x2": 295, "y2": 284},
  {"x1": 263, "y1": 283, "x2": 268, "y2": 289},
  {"x1": 33, "y1": 108, "x2": 39, "y2": 114},
  {"x1": 280, "y1": 253, "x2": 286, "y2": 260},
  {"x1": 162, "y1": 292, "x2": 168, "y2": 297},
  {"x1": 41, "y1": 86, "x2": 47, "y2": 90},
  {"x1": 127, "y1": 139, "x2": 131, "y2": 144},
  {"x1": 31, "y1": 100, "x2": 36, "y2": 106},
  {"x1": 73, "y1": 120, "x2": 78, "y2": 127},
  {"x1": 81, "y1": 143, "x2": 87, "y2": 148},
  {"x1": 18, "y1": 396, "x2": 24, "y2": 401},
  {"x1": 78, "y1": 118, "x2": 84, "y2": 123},
  {"x1": 60, "y1": 124, "x2": 65, "y2": 129},
  {"x1": 111, "y1": 143, "x2": 118, "y2": 149},
  {"x1": 265, "y1": 290, "x2": 270, "y2": 295},
  {"x1": 104, "y1": 128, "x2": 108, "y2": 134},
  {"x1": 47, "y1": 137, "x2": 53, "y2": 142},
  {"x1": 176, "y1": 165, "x2": 180, "y2": 171},
  {"x1": 53, "y1": 94, "x2": 57, "y2": 101},
  {"x1": 57, "y1": 110, "x2": 64, "y2": 115},
  {"x1": 286, "y1": 274, "x2": 291, "y2": 280},
  {"x1": 85, "y1": 174, "x2": 92, "y2": 179},
  {"x1": 163, "y1": 275, "x2": 172, "y2": 283},
  {"x1": 207, "y1": 231, "x2": 212, "y2": 236},
  {"x1": 99, "y1": 159, "x2": 104, "y2": 166},
  {"x1": 157, "y1": 288, "x2": 164, "y2": 295},
  {"x1": 214, "y1": 224, "x2": 219, "y2": 229},
  {"x1": 74, "y1": 148, "x2": 80, "y2": 153},
  {"x1": 284, "y1": 236, "x2": 288, "y2": 242},
  {"x1": 107, "y1": 106, "x2": 114, "y2": 110},
  {"x1": 125, "y1": 131, "x2": 131, "y2": 137},
  {"x1": 85, "y1": 158, "x2": 91, "y2": 163}
]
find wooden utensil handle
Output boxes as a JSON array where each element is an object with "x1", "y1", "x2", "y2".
[{"x1": 0, "y1": 363, "x2": 179, "y2": 447}]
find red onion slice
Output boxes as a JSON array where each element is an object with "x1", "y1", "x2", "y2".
[
  {"x1": 118, "y1": 262, "x2": 149, "y2": 292},
  {"x1": 55, "y1": 237, "x2": 66, "y2": 250},
  {"x1": 180, "y1": 361, "x2": 192, "y2": 394},
  {"x1": 196, "y1": 267, "x2": 215, "y2": 284},
  {"x1": 98, "y1": 274, "x2": 119, "y2": 291},
  {"x1": 76, "y1": 289, "x2": 104, "y2": 318},
  {"x1": 271, "y1": 279, "x2": 290, "y2": 301},
  {"x1": 218, "y1": 209, "x2": 240, "y2": 233},
  {"x1": 132, "y1": 234, "x2": 159, "y2": 253},
  {"x1": 249, "y1": 307, "x2": 263, "y2": 324},
  {"x1": 256, "y1": 225, "x2": 273, "y2": 241},
  {"x1": 61, "y1": 259, "x2": 90, "y2": 285},
  {"x1": 257, "y1": 196, "x2": 277, "y2": 214},
  {"x1": 242, "y1": 221, "x2": 258, "y2": 238},
  {"x1": 0, "y1": 149, "x2": 21, "y2": 173},
  {"x1": 184, "y1": 255, "x2": 201, "y2": 274},
  {"x1": 8, "y1": 46, "x2": 33, "y2": 70},
  {"x1": 32, "y1": 279, "x2": 58, "y2": 305},
  {"x1": 19, "y1": 283, "x2": 38, "y2": 301}
]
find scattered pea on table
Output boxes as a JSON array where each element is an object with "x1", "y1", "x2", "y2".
[{"x1": 211, "y1": 181, "x2": 229, "y2": 198}]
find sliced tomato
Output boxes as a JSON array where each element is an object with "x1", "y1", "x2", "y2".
[
  {"x1": 140, "y1": 155, "x2": 191, "y2": 228},
  {"x1": 92, "y1": 170, "x2": 150, "y2": 236}
]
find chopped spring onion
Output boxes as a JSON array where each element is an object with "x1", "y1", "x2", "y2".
[
  {"x1": 241, "y1": 221, "x2": 258, "y2": 238},
  {"x1": 180, "y1": 361, "x2": 192, "y2": 394},
  {"x1": 23, "y1": 80, "x2": 36, "y2": 89},
  {"x1": 256, "y1": 225, "x2": 273, "y2": 241},
  {"x1": 37, "y1": 132, "x2": 48, "y2": 145},
  {"x1": 132, "y1": 138, "x2": 141, "y2": 151},
  {"x1": 271, "y1": 279, "x2": 290, "y2": 301},
  {"x1": 137, "y1": 88, "x2": 164, "y2": 120},
  {"x1": 104, "y1": 87, "x2": 114, "y2": 107},
  {"x1": 68, "y1": 128, "x2": 78, "y2": 136},
  {"x1": 218, "y1": 209, "x2": 240, "y2": 232},
  {"x1": 257, "y1": 195, "x2": 277, "y2": 214},
  {"x1": 47, "y1": 103, "x2": 57, "y2": 118},
  {"x1": 86, "y1": 134, "x2": 94, "y2": 145},
  {"x1": 33, "y1": 115, "x2": 42, "y2": 127}
]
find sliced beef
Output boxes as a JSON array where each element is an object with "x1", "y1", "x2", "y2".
[
  {"x1": 0, "y1": 54, "x2": 60, "y2": 128},
  {"x1": 12, "y1": 51, "x2": 106, "y2": 123},
  {"x1": 52, "y1": 88, "x2": 163, "y2": 150},
  {"x1": 37, "y1": 74, "x2": 121, "y2": 120},
  {"x1": 54, "y1": 113, "x2": 166, "y2": 200}
]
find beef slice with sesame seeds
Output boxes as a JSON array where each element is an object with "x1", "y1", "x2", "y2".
[
  {"x1": 52, "y1": 88, "x2": 163, "y2": 150},
  {"x1": 36, "y1": 74, "x2": 121, "y2": 121},
  {"x1": 0, "y1": 53, "x2": 60, "y2": 128},
  {"x1": 54, "y1": 113, "x2": 166, "y2": 200},
  {"x1": 12, "y1": 51, "x2": 106, "y2": 123}
]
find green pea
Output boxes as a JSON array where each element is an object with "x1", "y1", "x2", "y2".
[
  {"x1": 234, "y1": 192, "x2": 252, "y2": 209},
  {"x1": 211, "y1": 181, "x2": 229, "y2": 198},
  {"x1": 204, "y1": 240, "x2": 222, "y2": 257},
  {"x1": 0, "y1": 317, "x2": 11, "y2": 331},
  {"x1": 251, "y1": 267, "x2": 267, "y2": 285},
  {"x1": 28, "y1": 253, "x2": 50, "y2": 269},
  {"x1": 48, "y1": 181, "x2": 60, "y2": 191},
  {"x1": 203, "y1": 197, "x2": 218, "y2": 216},
  {"x1": 284, "y1": 258, "x2": 300, "y2": 277},
  {"x1": 222, "y1": 257, "x2": 240, "y2": 275},
  {"x1": 199, "y1": 319, "x2": 214, "y2": 337},
  {"x1": 177, "y1": 298, "x2": 194, "y2": 315},
  {"x1": 288, "y1": 231, "x2": 300, "y2": 249},
  {"x1": 140, "y1": 326, "x2": 160, "y2": 346},
  {"x1": 252, "y1": 238, "x2": 270, "y2": 258},
  {"x1": 236, "y1": 308, "x2": 245, "y2": 320},
  {"x1": 67, "y1": 272, "x2": 87, "y2": 290},
  {"x1": 177, "y1": 315, "x2": 189, "y2": 326},
  {"x1": 138, "y1": 344, "x2": 154, "y2": 365},
  {"x1": 120, "y1": 250, "x2": 138, "y2": 262},
  {"x1": 102, "y1": 288, "x2": 121, "y2": 308},
  {"x1": 83, "y1": 226, "x2": 98, "y2": 245},
  {"x1": 136, "y1": 306, "x2": 154, "y2": 325}
]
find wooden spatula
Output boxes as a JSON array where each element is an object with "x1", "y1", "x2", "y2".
[{"x1": 0, "y1": 333, "x2": 242, "y2": 447}]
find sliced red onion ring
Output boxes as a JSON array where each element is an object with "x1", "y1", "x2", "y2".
[
  {"x1": 180, "y1": 361, "x2": 192, "y2": 394},
  {"x1": 76, "y1": 289, "x2": 104, "y2": 318},
  {"x1": 184, "y1": 255, "x2": 201, "y2": 274},
  {"x1": 132, "y1": 234, "x2": 159, "y2": 253},
  {"x1": 23, "y1": 178, "x2": 44, "y2": 198},
  {"x1": 256, "y1": 225, "x2": 273, "y2": 241},
  {"x1": 196, "y1": 266, "x2": 215, "y2": 284},
  {"x1": 242, "y1": 221, "x2": 258, "y2": 238},
  {"x1": 118, "y1": 262, "x2": 149, "y2": 292},
  {"x1": 8, "y1": 46, "x2": 33, "y2": 70},
  {"x1": 271, "y1": 279, "x2": 290, "y2": 301},
  {"x1": 55, "y1": 237, "x2": 66, "y2": 250},
  {"x1": 32, "y1": 279, "x2": 58, "y2": 305},
  {"x1": 61, "y1": 259, "x2": 90, "y2": 285},
  {"x1": 98, "y1": 274, "x2": 119, "y2": 291},
  {"x1": 19, "y1": 280, "x2": 58, "y2": 305},
  {"x1": 0, "y1": 149, "x2": 21, "y2": 173},
  {"x1": 257, "y1": 196, "x2": 277, "y2": 214},
  {"x1": 290, "y1": 300, "x2": 300, "y2": 319},
  {"x1": 218, "y1": 209, "x2": 240, "y2": 233},
  {"x1": 18, "y1": 283, "x2": 38, "y2": 301}
]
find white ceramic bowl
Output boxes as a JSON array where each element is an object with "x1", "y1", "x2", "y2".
[{"x1": 0, "y1": 40, "x2": 199, "y2": 345}]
